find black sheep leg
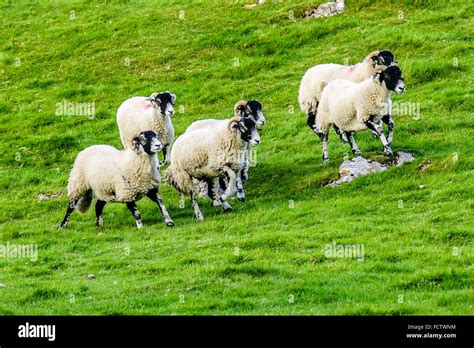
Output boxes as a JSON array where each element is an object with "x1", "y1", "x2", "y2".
[
  {"x1": 59, "y1": 199, "x2": 78, "y2": 228},
  {"x1": 126, "y1": 201, "x2": 143, "y2": 228},
  {"x1": 145, "y1": 188, "x2": 174, "y2": 227},
  {"x1": 95, "y1": 200, "x2": 106, "y2": 226}
]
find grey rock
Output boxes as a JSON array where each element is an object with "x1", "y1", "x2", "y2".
[
  {"x1": 327, "y1": 151, "x2": 415, "y2": 187},
  {"x1": 304, "y1": 0, "x2": 346, "y2": 19}
]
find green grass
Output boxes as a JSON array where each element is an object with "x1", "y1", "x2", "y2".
[{"x1": 0, "y1": 0, "x2": 473, "y2": 315}]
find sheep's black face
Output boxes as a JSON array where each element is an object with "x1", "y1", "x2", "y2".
[
  {"x1": 247, "y1": 100, "x2": 266, "y2": 130},
  {"x1": 380, "y1": 66, "x2": 405, "y2": 94},
  {"x1": 134, "y1": 130, "x2": 162, "y2": 155},
  {"x1": 234, "y1": 118, "x2": 261, "y2": 146},
  {"x1": 153, "y1": 91, "x2": 176, "y2": 117},
  {"x1": 376, "y1": 50, "x2": 397, "y2": 67}
]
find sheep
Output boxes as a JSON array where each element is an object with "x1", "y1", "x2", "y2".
[
  {"x1": 298, "y1": 50, "x2": 397, "y2": 142},
  {"x1": 164, "y1": 116, "x2": 260, "y2": 221},
  {"x1": 314, "y1": 65, "x2": 405, "y2": 163},
  {"x1": 185, "y1": 100, "x2": 265, "y2": 201},
  {"x1": 58, "y1": 131, "x2": 174, "y2": 229},
  {"x1": 117, "y1": 91, "x2": 176, "y2": 164}
]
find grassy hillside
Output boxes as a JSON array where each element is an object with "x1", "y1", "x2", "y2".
[{"x1": 0, "y1": 0, "x2": 472, "y2": 315}]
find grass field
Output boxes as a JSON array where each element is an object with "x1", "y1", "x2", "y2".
[{"x1": 0, "y1": 0, "x2": 473, "y2": 315}]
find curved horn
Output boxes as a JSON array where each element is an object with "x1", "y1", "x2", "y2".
[
  {"x1": 227, "y1": 116, "x2": 241, "y2": 131},
  {"x1": 233, "y1": 100, "x2": 248, "y2": 115},
  {"x1": 374, "y1": 65, "x2": 388, "y2": 72},
  {"x1": 366, "y1": 50, "x2": 381, "y2": 61},
  {"x1": 373, "y1": 65, "x2": 387, "y2": 78},
  {"x1": 146, "y1": 92, "x2": 159, "y2": 101}
]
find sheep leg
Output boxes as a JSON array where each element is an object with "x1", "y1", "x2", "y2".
[
  {"x1": 365, "y1": 117, "x2": 393, "y2": 156},
  {"x1": 220, "y1": 167, "x2": 237, "y2": 202},
  {"x1": 235, "y1": 175, "x2": 245, "y2": 202},
  {"x1": 58, "y1": 199, "x2": 78, "y2": 228},
  {"x1": 126, "y1": 201, "x2": 143, "y2": 228},
  {"x1": 145, "y1": 188, "x2": 174, "y2": 227},
  {"x1": 345, "y1": 132, "x2": 362, "y2": 156},
  {"x1": 208, "y1": 178, "x2": 227, "y2": 208},
  {"x1": 240, "y1": 145, "x2": 250, "y2": 182},
  {"x1": 306, "y1": 111, "x2": 317, "y2": 131},
  {"x1": 218, "y1": 177, "x2": 227, "y2": 195},
  {"x1": 314, "y1": 129, "x2": 329, "y2": 164},
  {"x1": 334, "y1": 124, "x2": 348, "y2": 143},
  {"x1": 371, "y1": 121, "x2": 382, "y2": 139},
  {"x1": 373, "y1": 99, "x2": 392, "y2": 138},
  {"x1": 190, "y1": 192, "x2": 204, "y2": 221},
  {"x1": 382, "y1": 114, "x2": 395, "y2": 147},
  {"x1": 211, "y1": 178, "x2": 233, "y2": 212},
  {"x1": 236, "y1": 148, "x2": 247, "y2": 202},
  {"x1": 95, "y1": 200, "x2": 106, "y2": 226},
  {"x1": 204, "y1": 178, "x2": 215, "y2": 200},
  {"x1": 162, "y1": 145, "x2": 170, "y2": 164}
]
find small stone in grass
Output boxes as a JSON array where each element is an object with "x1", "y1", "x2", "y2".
[
  {"x1": 0, "y1": 283, "x2": 6, "y2": 288},
  {"x1": 86, "y1": 274, "x2": 96, "y2": 280}
]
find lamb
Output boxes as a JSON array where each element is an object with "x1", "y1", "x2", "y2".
[
  {"x1": 298, "y1": 50, "x2": 397, "y2": 141},
  {"x1": 314, "y1": 65, "x2": 405, "y2": 163},
  {"x1": 185, "y1": 100, "x2": 265, "y2": 201},
  {"x1": 58, "y1": 131, "x2": 174, "y2": 229},
  {"x1": 117, "y1": 91, "x2": 176, "y2": 164},
  {"x1": 164, "y1": 116, "x2": 260, "y2": 221}
]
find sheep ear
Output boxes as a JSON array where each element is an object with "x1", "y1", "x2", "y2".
[
  {"x1": 132, "y1": 137, "x2": 140, "y2": 150},
  {"x1": 170, "y1": 93, "x2": 176, "y2": 103},
  {"x1": 139, "y1": 133, "x2": 147, "y2": 145}
]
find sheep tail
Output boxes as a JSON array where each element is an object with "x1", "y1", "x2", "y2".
[{"x1": 75, "y1": 189, "x2": 93, "y2": 213}]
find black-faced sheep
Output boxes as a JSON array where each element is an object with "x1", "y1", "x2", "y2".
[
  {"x1": 59, "y1": 131, "x2": 174, "y2": 228},
  {"x1": 117, "y1": 91, "x2": 176, "y2": 164},
  {"x1": 164, "y1": 116, "x2": 260, "y2": 221},
  {"x1": 185, "y1": 100, "x2": 265, "y2": 201},
  {"x1": 298, "y1": 50, "x2": 397, "y2": 141},
  {"x1": 314, "y1": 65, "x2": 405, "y2": 163}
]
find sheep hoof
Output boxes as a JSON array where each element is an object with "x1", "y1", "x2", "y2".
[
  {"x1": 212, "y1": 199, "x2": 222, "y2": 207},
  {"x1": 384, "y1": 147, "x2": 394, "y2": 157},
  {"x1": 323, "y1": 158, "x2": 329, "y2": 165},
  {"x1": 371, "y1": 131, "x2": 379, "y2": 138},
  {"x1": 166, "y1": 220, "x2": 174, "y2": 227},
  {"x1": 57, "y1": 223, "x2": 66, "y2": 229},
  {"x1": 222, "y1": 202, "x2": 233, "y2": 212},
  {"x1": 236, "y1": 191, "x2": 245, "y2": 201},
  {"x1": 354, "y1": 150, "x2": 362, "y2": 157},
  {"x1": 195, "y1": 214, "x2": 204, "y2": 221}
]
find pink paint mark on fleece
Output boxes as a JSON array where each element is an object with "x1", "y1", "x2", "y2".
[
  {"x1": 143, "y1": 102, "x2": 152, "y2": 110},
  {"x1": 346, "y1": 65, "x2": 356, "y2": 75}
]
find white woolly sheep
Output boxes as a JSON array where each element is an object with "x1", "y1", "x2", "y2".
[
  {"x1": 314, "y1": 65, "x2": 405, "y2": 163},
  {"x1": 117, "y1": 91, "x2": 176, "y2": 164},
  {"x1": 59, "y1": 131, "x2": 174, "y2": 229},
  {"x1": 164, "y1": 116, "x2": 260, "y2": 221},
  {"x1": 298, "y1": 50, "x2": 397, "y2": 141},
  {"x1": 185, "y1": 100, "x2": 265, "y2": 201}
]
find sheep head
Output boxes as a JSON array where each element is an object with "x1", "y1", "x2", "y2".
[
  {"x1": 234, "y1": 100, "x2": 252, "y2": 117},
  {"x1": 146, "y1": 91, "x2": 176, "y2": 116},
  {"x1": 367, "y1": 50, "x2": 396, "y2": 68}
]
